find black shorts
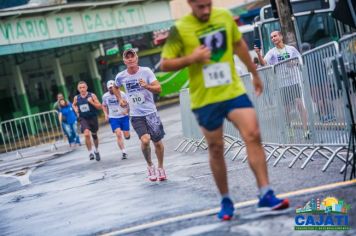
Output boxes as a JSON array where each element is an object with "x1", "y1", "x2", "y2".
[
  {"x1": 280, "y1": 84, "x2": 302, "y2": 106},
  {"x1": 79, "y1": 116, "x2": 99, "y2": 133},
  {"x1": 131, "y1": 113, "x2": 165, "y2": 142}
]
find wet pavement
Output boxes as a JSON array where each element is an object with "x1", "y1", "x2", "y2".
[{"x1": 0, "y1": 104, "x2": 355, "y2": 236}]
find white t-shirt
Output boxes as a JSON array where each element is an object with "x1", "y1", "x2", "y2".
[
  {"x1": 102, "y1": 91, "x2": 128, "y2": 118},
  {"x1": 114, "y1": 66, "x2": 157, "y2": 117},
  {"x1": 264, "y1": 45, "x2": 301, "y2": 65},
  {"x1": 265, "y1": 45, "x2": 302, "y2": 87}
]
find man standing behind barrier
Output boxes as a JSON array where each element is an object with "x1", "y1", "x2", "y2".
[
  {"x1": 161, "y1": 0, "x2": 289, "y2": 221},
  {"x1": 113, "y1": 49, "x2": 166, "y2": 182},
  {"x1": 102, "y1": 80, "x2": 130, "y2": 160},
  {"x1": 255, "y1": 31, "x2": 310, "y2": 138},
  {"x1": 73, "y1": 81, "x2": 102, "y2": 161}
]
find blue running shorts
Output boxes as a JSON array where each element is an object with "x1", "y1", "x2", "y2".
[
  {"x1": 192, "y1": 94, "x2": 254, "y2": 131},
  {"x1": 109, "y1": 116, "x2": 130, "y2": 132}
]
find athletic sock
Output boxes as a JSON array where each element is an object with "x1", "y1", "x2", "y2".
[
  {"x1": 221, "y1": 193, "x2": 231, "y2": 200},
  {"x1": 259, "y1": 185, "x2": 271, "y2": 198}
]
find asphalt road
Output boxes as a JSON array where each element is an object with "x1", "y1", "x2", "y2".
[{"x1": 0, "y1": 104, "x2": 355, "y2": 236}]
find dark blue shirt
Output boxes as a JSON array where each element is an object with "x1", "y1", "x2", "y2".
[{"x1": 76, "y1": 92, "x2": 98, "y2": 118}]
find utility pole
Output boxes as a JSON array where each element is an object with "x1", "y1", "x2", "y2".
[{"x1": 273, "y1": 0, "x2": 299, "y2": 50}]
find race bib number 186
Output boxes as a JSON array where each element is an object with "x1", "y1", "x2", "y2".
[{"x1": 203, "y1": 62, "x2": 232, "y2": 88}]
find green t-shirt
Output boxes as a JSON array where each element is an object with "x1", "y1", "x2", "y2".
[{"x1": 161, "y1": 8, "x2": 246, "y2": 109}]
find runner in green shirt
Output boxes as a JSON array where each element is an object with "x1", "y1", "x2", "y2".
[{"x1": 161, "y1": 0, "x2": 289, "y2": 220}]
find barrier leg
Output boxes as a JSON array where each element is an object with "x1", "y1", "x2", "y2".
[
  {"x1": 174, "y1": 139, "x2": 187, "y2": 151},
  {"x1": 266, "y1": 146, "x2": 282, "y2": 162},
  {"x1": 51, "y1": 143, "x2": 58, "y2": 151},
  {"x1": 242, "y1": 154, "x2": 248, "y2": 163},
  {"x1": 224, "y1": 140, "x2": 241, "y2": 156},
  {"x1": 273, "y1": 147, "x2": 291, "y2": 167},
  {"x1": 301, "y1": 147, "x2": 322, "y2": 169},
  {"x1": 263, "y1": 144, "x2": 276, "y2": 156},
  {"x1": 193, "y1": 137, "x2": 206, "y2": 152},
  {"x1": 231, "y1": 145, "x2": 246, "y2": 161},
  {"x1": 321, "y1": 147, "x2": 346, "y2": 171},
  {"x1": 185, "y1": 141, "x2": 196, "y2": 153},
  {"x1": 340, "y1": 154, "x2": 353, "y2": 173},
  {"x1": 288, "y1": 146, "x2": 311, "y2": 168},
  {"x1": 180, "y1": 139, "x2": 194, "y2": 152},
  {"x1": 16, "y1": 151, "x2": 23, "y2": 158}
]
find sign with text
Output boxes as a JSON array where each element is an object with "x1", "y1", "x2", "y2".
[{"x1": 0, "y1": 1, "x2": 171, "y2": 45}]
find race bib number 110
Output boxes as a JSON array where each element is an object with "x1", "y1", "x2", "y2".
[{"x1": 130, "y1": 93, "x2": 145, "y2": 105}]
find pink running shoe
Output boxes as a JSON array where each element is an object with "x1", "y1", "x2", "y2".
[
  {"x1": 147, "y1": 166, "x2": 157, "y2": 182},
  {"x1": 157, "y1": 168, "x2": 167, "y2": 181}
]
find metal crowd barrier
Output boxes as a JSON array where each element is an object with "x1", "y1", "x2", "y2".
[
  {"x1": 293, "y1": 41, "x2": 349, "y2": 171},
  {"x1": 176, "y1": 33, "x2": 356, "y2": 173},
  {"x1": 175, "y1": 88, "x2": 206, "y2": 153},
  {"x1": 339, "y1": 33, "x2": 356, "y2": 121},
  {"x1": 0, "y1": 110, "x2": 65, "y2": 156},
  {"x1": 338, "y1": 33, "x2": 356, "y2": 173}
]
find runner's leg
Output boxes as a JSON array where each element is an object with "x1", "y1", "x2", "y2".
[
  {"x1": 201, "y1": 126, "x2": 234, "y2": 220},
  {"x1": 123, "y1": 131, "x2": 130, "y2": 139},
  {"x1": 115, "y1": 128, "x2": 125, "y2": 151},
  {"x1": 92, "y1": 133, "x2": 99, "y2": 149},
  {"x1": 227, "y1": 108, "x2": 269, "y2": 188},
  {"x1": 140, "y1": 134, "x2": 153, "y2": 166},
  {"x1": 153, "y1": 140, "x2": 164, "y2": 169},
  {"x1": 200, "y1": 126, "x2": 228, "y2": 195},
  {"x1": 84, "y1": 129, "x2": 92, "y2": 151}
]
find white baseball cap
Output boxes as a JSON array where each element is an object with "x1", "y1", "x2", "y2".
[
  {"x1": 106, "y1": 80, "x2": 115, "y2": 89},
  {"x1": 123, "y1": 48, "x2": 137, "y2": 58}
]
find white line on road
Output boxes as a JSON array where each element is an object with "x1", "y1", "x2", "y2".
[{"x1": 102, "y1": 179, "x2": 356, "y2": 236}]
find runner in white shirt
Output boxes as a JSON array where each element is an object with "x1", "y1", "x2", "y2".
[
  {"x1": 102, "y1": 80, "x2": 130, "y2": 160},
  {"x1": 113, "y1": 48, "x2": 166, "y2": 182}
]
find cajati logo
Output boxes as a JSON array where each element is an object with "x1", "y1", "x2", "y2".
[{"x1": 295, "y1": 197, "x2": 351, "y2": 230}]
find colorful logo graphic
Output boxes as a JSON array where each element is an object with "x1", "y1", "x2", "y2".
[
  {"x1": 197, "y1": 24, "x2": 227, "y2": 62},
  {"x1": 295, "y1": 197, "x2": 351, "y2": 230}
]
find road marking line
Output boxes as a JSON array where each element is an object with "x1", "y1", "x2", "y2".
[{"x1": 102, "y1": 179, "x2": 356, "y2": 236}]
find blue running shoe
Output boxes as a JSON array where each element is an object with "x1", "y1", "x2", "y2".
[
  {"x1": 257, "y1": 190, "x2": 289, "y2": 212},
  {"x1": 217, "y1": 197, "x2": 234, "y2": 220}
]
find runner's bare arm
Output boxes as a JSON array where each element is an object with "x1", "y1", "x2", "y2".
[
  {"x1": 234, "y1": 39, "x2": 263, "y2": 96},
  {"x1": 88, "y1": 94, "x2": 102, "y2": 110},
  {"x1": 72, "y1": 96, "x2": 79, "y2": 115},
  {"x1": 112, "y1": 86, "x2": 127, "y2": 107},
  {"x1": 254, "y1": 46, "x2": 267, "y2": 66},
  {"x1": 102, "y1": 104, "x2": 109, "y2": 121},
  {"x1": 139, "y1": 79, "x2": 161, "y2": 94},
  {"x1": 123, "y1": 94, "x2": 129, "y2": 115},
  {"x1": 124, "y1": 106, "x2": 129, "y2": 115},
  {"x1": 160, "y1": 45, "x2": 211, "y2": 71}
]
